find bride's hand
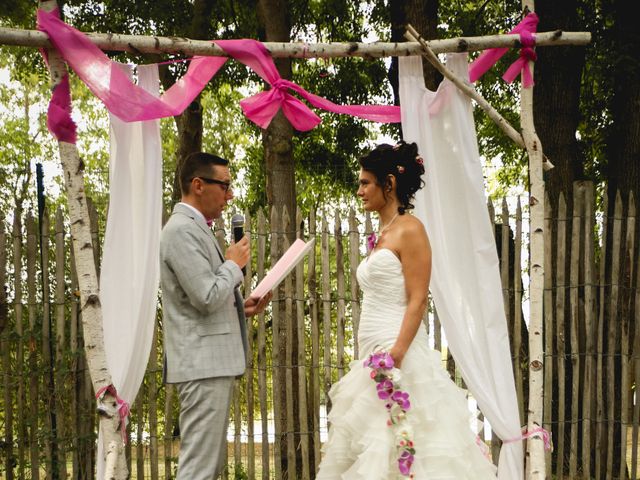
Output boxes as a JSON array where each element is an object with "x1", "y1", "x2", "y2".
[{"x1": 389, "y1": 345, "x2": 406, "y2": 369}]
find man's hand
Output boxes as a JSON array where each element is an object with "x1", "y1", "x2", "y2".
[
  {"x1": 225, "y1": 235, "x2": 250, "y2": 269},
  {"x1": 244, "y1": 291, "x2": 273, "y2": 317}
]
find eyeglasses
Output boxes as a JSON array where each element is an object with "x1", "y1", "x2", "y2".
[{"x1": 194, "y1": 177, "x2": 232, "y2": 192}]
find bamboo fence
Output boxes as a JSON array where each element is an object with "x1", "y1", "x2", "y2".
[{"x1": 0, "y1": 182, "x2": 638, "y2": 479}]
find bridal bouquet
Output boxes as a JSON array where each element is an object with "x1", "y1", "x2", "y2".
[{"x1": 364, "y1": 350, "x2": 416, "y2": 478}]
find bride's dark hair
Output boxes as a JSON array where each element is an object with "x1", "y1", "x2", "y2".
[{"x1": 359, "y1": 141, "x2": 426, "y2": 214}]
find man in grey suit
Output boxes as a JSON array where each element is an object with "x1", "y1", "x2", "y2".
[{"x1": 160, "y1": 152, "x2": 270, "y2": 479}]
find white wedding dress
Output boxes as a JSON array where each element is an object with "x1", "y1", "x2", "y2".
[{"x1": 316, "y1": 248, "x2": 498, "y2": 479}]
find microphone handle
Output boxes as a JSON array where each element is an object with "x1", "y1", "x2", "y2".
[{"x1": 232, "y1": 226, "x2": 246, "y2": 275}]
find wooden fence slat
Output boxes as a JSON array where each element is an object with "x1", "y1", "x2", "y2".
[
  {"x1": 582, "y1": 183, "x2": 596, "y2": 478},
  {"x1": 270, "y1": 207, "x2": 283, "y2": 480},
  {"x1": 595, "y1": 189, "x2": 609, "y2": 480},
  {"x1": 308, "y1": 209, "x2": 321, "y2": 473},
  {"x1": 12, "y1": 214, "x2": 26, "y2": 480},
  {"x1": 606, "y1": 192, "x2": 623, "y2": 479},
  {"x1": 255, "y1": 209, "x2": 270, "y2": 480},
  {"x1": 568, "y1": 183, "x2": 583, "y2": 478},
  {"x1": 148, "y1": 324, "x2": 159, "y2": 480},
  {"x1": 296, "y1": 209, "x2": 311, "y2": 480},
  {"x1": 348, "y1": 209, "x2": 360, "y2": 361},
  {"x1": 244, "y1": 210, "x2": 256, "y2": 480},
  {"x1": 501, "y1": 198, "x2": 511, "y2": 335},
  {"x1": 54, "y1": 208, "x2": 67, "y2": 480},
  {"x1": 543, "y1": 192, "x2": 553, "y2": 480},
  {"x1": 0, "y1": 217, "x2": 13, "y2": 480},
  {"x1": 163, "y1": 384, "x2": 174, "y2": 480},
  {"x1": 135, "y1": 392, "x2": 144, "y2": 479},
  {"x1": 514, "y1": 197, "x2": 524, "y2": 424},
  {"x1": 282, "y1": 207, "x2": 296, "y2": 476},
  {"x1": 555, "y1": 193, "x2": 567, "y2": 479},
  {"x1": 321, "y1": 215, "x2": 332, "y2": 419},
  {"x1": 335, "y1": 212, "x2": 345, "y2": 379},
  {"x1": 68, "y1": 235, "x2": 82, "y2": 477},
  {"x1": 631, "y1": 190, "x2": 640, "y2": 480},
  {"x1": 620, "y1": 193, "x2": 636, "y2": 480},
  {"x1": 40, "y1": 209, "x2": 55, "y2": 480},
  {"x1": 27, "y1": 215, "x2": 40, "y2": 480},
  {"x1": 233, "y1": 215, "x2": 244, "y2": 480}
]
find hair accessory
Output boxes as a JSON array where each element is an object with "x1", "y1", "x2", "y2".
[
  {"x1": 415, "y1": 156, "x2": 424, "y2": 165},
  {"x1": 397, "y1": 165, "x2": 405, "y2": 173}
]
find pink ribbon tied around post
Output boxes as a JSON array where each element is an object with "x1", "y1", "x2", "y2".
[
  {"x1": 95, "y1": 384, "x2": 131, "y2": 443},
  {"x1": 504, "y1": 426, "x2": 553, "y2": 452},
  {"x1": 469, "y1": 12, "x2": 539, "y2": 88}
]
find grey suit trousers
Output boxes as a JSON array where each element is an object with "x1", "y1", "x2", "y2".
[{"x1": 176, "y1": 377, "x2": 235, "y2": 480}]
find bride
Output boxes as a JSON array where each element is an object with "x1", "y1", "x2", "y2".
[{"x1": 316, "y1": 142, "x2": 497, "y2": 479}]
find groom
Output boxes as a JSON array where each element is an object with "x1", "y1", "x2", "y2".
[{"x1": 160, "y1": 152, "x2": 270, "y2": 479}]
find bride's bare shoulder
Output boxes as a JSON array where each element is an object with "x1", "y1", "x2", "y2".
[{"x1": 399, "y1": 214, "x2": 426, "y2": 234}]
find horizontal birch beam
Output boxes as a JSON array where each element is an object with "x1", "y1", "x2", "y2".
[{"x1": 0, "y1": 27, "x2": 590, "y2": 58}]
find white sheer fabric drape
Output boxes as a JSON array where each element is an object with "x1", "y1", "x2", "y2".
[
  {"x1": 399, "y1": 54, "x2": 524, "y2": 480},
  {"x1": 97, "y1": 64, "x2": 163, "y2": 479}
]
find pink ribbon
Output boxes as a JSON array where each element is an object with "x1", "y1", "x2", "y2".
[
  {"x1": 48, "y1": 73, "x2": 78, "y2": 144},
  {"x1": 37, "y1": 9, "x2": 228, "y2": 126},
  {"x1": 36, "y1": 9, "x2": 400, "y2": 140},
  {"x1": 504, "y1": 426, "x2": 553, "y2": 452},
  {"x1": 215, "y1": 39, "x2": 400, "y2": 131},
  {"x1": 95, "y1": 384, "x2": 131, "y2": 443},
  {"x1": 468, "y1": 12, "x2": 539, "y2": 88}
]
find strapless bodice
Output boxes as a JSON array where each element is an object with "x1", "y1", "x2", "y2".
[{"x1": 356, "y1": 248, "x2": 410, "y2": 355}]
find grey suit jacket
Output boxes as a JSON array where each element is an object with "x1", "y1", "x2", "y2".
[{"x1": 160, "y1": 203, "x2": 248, "y2": 383}]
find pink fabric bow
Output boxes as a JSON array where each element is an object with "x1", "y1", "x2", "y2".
[
  {"x1": 468, "y1": 12, "x2": 539, "y2": 88},
  {"x1": 215, "y1": 39, "x2": 400, "y2": 131},
  {"x1": 504, "y1": 426, "x2": 553, "y2": 452},
  {"x1": 36, "y1": 8, "x2": 400, "y2": 142},
  {"x1": 95, "y1": 384, "x2": 131, "y2": 443}
]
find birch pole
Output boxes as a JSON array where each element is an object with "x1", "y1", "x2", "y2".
[
  {"x1": 519, "y1": 2, "x2": 546, "y2": 478},
  {"x1": 38, "y1": 1, "x2": 126, "y2": 479},
  {"x1": 0, "y1": 26, "x2": 591, "y2": 58}
]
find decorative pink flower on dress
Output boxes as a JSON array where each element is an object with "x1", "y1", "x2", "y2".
[
  {"x1": 367, "y1": 232, "x2": 377, "y2": 253},
  {"x1": 364, "y1": 348, "x2": 416, "y2": 478}
]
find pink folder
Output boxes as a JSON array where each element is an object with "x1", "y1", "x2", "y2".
[{"x1": 250, "y1": 238, "x2": 315, "y2": 299}]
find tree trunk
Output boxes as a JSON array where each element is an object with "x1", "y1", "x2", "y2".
[
  {"x1": 257, "y1": 0, "x2": 296, "y2": 226},
  {"x1": 169, "y1": 0, "x2": 216, "y2": 205},
  {"x1": 601, "y1": 0, "x2": 640, "y2": 477},
  {"x1": 257, "y1": 1, "x2": 299, "y2": 478},
  {"x1": 606, "y1": 0, "x2": 640, "y2": 204},
  {"x1": 532, "y1": 1, "x2": 587, "y2": 476},
  {"x1": 389, "y1": 0, "x2": 441, "y2": 106},
  {"x1": 534, "y1": 0, "x2": 587, "y2": 212},
  {"x1": 39, "y1": 2, "x2": 125, "y2": 479}
]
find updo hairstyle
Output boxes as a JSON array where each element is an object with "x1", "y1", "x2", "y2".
[{"x1": 358, "y1": 141, "x2": 426, "y2": 214}]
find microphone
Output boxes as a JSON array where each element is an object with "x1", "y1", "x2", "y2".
[{"x1": 231, "y1": 214, "x2": 246, "y2": 275}]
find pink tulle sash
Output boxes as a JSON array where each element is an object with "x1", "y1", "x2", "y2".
[{"x1": 37, "y1": 8, "x2": 400, "y2": 143}]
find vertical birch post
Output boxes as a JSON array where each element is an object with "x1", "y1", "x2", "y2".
[
  {"x1": 520, "y1": 2, "x2": 546, "y2": 477},
  {"x1": 38, "y1": 2, "x2": 124, "y2": 478}
]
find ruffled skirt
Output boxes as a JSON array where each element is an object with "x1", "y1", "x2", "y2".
[{"x1": 316, "y1": 338, "x2": 497, "y2": 479}]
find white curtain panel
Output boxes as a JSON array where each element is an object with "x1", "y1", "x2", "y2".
[
  {"x1": 399, "y1": 54, "x2": 524, "y2": 480},
  {"x1": 97, "y1": 63, "x2": 163, "y2": 479}
]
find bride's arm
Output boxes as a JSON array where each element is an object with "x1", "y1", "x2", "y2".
[{"x1": 389, "y1": 219, "x2": 432, "y2": 368}]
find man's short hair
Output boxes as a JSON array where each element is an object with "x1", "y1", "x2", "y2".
[{"x1": 179, "y1": 152, "x2": 229, "y2": 195}]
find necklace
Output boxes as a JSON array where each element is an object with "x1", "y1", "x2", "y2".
[{"x1": 367, "y1": 212, "x2": 399, "y2": 251}]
